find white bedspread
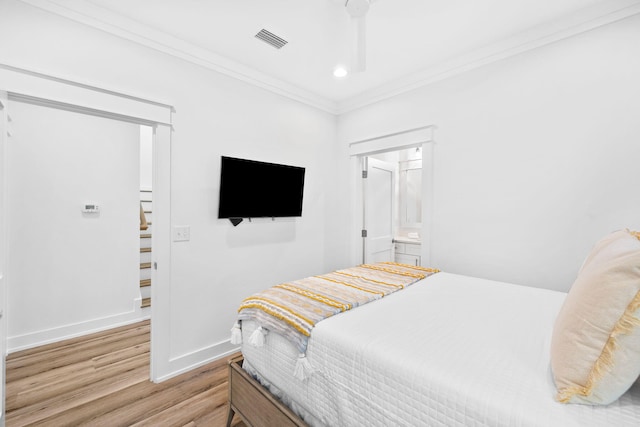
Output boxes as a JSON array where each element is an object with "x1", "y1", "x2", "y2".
[{"x1": 241, "y1": 272, "x2": 640, "y2": 426}]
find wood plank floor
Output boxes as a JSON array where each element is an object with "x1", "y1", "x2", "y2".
[{"x1": 6, "y1": 320, "x2": 246, "y2": 427}]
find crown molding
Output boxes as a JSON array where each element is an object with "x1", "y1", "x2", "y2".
[
  {"x1": 336, "y1": 0, "x2": 640, "y2": 114},
  {"x1": 18, "y1": 0, "x2": 340, "y2": 114},
  {"x1": 19, "y1": 0, "x2": 640, "y2": 116}
]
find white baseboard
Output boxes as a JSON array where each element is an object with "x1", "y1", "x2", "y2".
[
  {"x1": 153, "y1": 339, "x2": 240, "y2": 383},
  {"x1": 7, "y1": 305, "x2": 150, "y2": 353},
  {"x1": 8, "y1": 306, "x2": 238, "y2": 385}
]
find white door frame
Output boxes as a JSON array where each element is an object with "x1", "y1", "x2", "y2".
[
  {"x1": 349, "y1": 125, "x2": 436, "y2": 267},
  {"x1": 0, "y1": 65, "x2": 173, "y2": 385},
  {"x1": 0, "y1": 91, "x2": 8, "y2": 426}
]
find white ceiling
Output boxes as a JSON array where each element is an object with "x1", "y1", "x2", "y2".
[{"x1": 22, "y1": 0, "x2": 640, "y2": 113}]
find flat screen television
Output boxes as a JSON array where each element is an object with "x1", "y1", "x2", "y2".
[{"x1": 218, "y1": 156, "x2": 305, "y2": 225}]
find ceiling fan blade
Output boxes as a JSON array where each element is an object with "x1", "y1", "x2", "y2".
[
  {"x1": 344, "y1": 0, "x2": 372, "y2": 73},
  {"x1": 351, "y1": 15, "x2": 366, "y2": 72}
]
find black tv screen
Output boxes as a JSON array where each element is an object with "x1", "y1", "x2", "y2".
[{"x1": 218, "y1": 156, "x2": 305, "y2": 219}]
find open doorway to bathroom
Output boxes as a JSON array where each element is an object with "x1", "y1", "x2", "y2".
[
  {"x1": 348, "y1": 125, "x2": 435, "y2": 268},
  {"x1": 364, "y1": 146, "x2": 423, "y2": 265}
]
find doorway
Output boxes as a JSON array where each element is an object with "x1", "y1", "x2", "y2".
[
  {"x1": 348, "y1": 125, "x2": 435, "y2": 267},
  {"x1": 5, "y1": 100, "x2": 149, "y2": 352},
  {"x1": 0, "y1": 81, "x2": 172, "y2": 402},
  {"x1": 364, "y1": 147, "x2": 423, "y2": 265}
]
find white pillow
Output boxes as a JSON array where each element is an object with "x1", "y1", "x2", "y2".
[{"x1": 550, "y1": 229, "x2": 640, "y2": 405}]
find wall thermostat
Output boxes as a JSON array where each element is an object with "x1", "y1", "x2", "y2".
[{"x1": 82, "y1": 203, "x2": 100, "y2": 213}]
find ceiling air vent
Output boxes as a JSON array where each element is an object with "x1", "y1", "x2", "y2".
[{"x1": 255, "y1": 29, "x2": 288, "y2": 49}]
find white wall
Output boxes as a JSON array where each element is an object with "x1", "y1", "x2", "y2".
[
  {"x1": 0, "y1": 0, "x2": 346, "y2": 377},
  {"x1": 339, "y1": 14, "x2": 640, "y2": 292},
  {"x1": 139, "y1": 126, "x2": 153, "y2": 190},
  {"x1": 7, "y1": 101, "x2": 142, "y2": 350}
]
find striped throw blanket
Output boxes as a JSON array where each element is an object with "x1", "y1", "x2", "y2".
[{"x1": 231, "y1": 262, "x2": 439, "y2": 380}]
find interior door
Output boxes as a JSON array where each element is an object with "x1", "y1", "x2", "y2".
[{"x1": 363, "y1": 157, "x2": 395, "y2": 263}]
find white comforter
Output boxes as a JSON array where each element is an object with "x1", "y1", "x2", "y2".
[{"x1": 241, "y1": 272, "x2": 640, "y2": 426}]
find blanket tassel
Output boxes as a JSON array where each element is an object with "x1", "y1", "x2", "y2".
[
  {"x1": 248, "y1": 326, "x2": 267, "y2": 347},
  {"x1": 230, "y1": 321, "x2": 242, "y2": 345},
  {"x1": 293, "y1": 353, "x2": 313, "y2": 381}
]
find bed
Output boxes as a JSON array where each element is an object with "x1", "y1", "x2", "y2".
[{"x1": 227, "y1": 241, "x2": 640, "y2": 426}]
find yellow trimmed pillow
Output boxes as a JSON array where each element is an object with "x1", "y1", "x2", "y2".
[{"x1": 551, "y1": 229, "x2": 640, "y2": 405}]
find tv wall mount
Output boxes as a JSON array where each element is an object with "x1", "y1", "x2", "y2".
[{"x1": 228, "y1": 217, "x2": 279, "y2": 226}]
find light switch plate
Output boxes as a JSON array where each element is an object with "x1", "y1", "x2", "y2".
[{"x1": 173, "y1": 225, "x2": 190, "y2": 242}]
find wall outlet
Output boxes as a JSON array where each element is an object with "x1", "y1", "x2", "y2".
[{"x1": 173, "y1": 225, "x2": 190, "y2": 242}]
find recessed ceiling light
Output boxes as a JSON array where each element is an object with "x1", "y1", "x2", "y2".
[{"x1": 333, "y1": 66, "x2": 348, "y2": 78}]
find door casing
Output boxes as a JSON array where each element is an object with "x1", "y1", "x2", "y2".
[{"x1": 0, "y1": 65, "x2": 174, "y2": 389}]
